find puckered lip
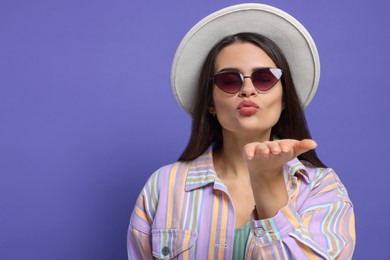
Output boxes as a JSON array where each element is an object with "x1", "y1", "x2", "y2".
[{"x1": 237, "y1": 100, "x2": 260, "y2": 109}]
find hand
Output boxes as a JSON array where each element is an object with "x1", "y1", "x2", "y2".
[
  {"x1": 243, "y1": 139, "x2": 317, "y2": 179},
  {"x1": 243, "y1": 139, "x2": 317, "y2": 219}
]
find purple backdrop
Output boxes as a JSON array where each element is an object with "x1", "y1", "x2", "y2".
[{"x1": 1, "y1": 0, "x2": 389, "y2": 259}]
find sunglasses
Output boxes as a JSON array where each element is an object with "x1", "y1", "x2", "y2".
[{"x1": 211, "y1": 68, "x2": 283, "y2": 94}]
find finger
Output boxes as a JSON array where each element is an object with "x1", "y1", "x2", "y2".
[
  {"x1": 265, "y1": 141, "x2": 282, "y2": 155},
  {"x1": 279, "y1": 142, "x2": 292, "y2": 153},
  {"x1": 292, "y1": 139, "x2": 317, "y2": 156},
  {"x1": 254, "y1": 142, "x2": 270, "y2": 157},
  {"x1": 243, "y1": 143, "x2": 256, "y2": 160},
  {"x1": 244, "y1": 142, "x2": 269, "y2": 160}
]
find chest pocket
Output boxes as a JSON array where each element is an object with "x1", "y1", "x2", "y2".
[{"x1": 151, "y1": 229, "x2": 198, "y2": 259}]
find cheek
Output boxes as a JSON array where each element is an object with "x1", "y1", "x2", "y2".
[
  {"x1": 214, "y1": 99, "x2": 230, "y2": 112},
  {"x1": 264, "y1": 86, "x2": 284, "y2": 118},
  {"x1": 212, "y1": 89, "x2": 232, "y2": 113},
  {"x1": 269, "y1": 94, "x2": 283, "y2": 109}
]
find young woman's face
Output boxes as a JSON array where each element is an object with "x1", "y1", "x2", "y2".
[{"x1": 210, "y1": 42, "x2": 283, "y2": 140}]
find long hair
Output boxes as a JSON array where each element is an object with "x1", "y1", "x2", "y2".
[{"x1": 178, "y1": 33, "x2": 326, "y2": 168}]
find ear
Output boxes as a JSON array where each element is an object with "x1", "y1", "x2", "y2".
[{"x1": 209, "y1": 102, "x2": 216, "y2": 115}]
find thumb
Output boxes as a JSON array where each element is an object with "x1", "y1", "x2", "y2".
[{"x1": 293, "y1": 139, "x2": 317, "y2": 156}]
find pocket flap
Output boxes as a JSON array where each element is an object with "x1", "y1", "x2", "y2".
[{"x1": 152, "y1": 229, "x2": 198, "y2": 259}]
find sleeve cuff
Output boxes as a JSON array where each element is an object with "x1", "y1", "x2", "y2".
[{"x1": 250, "y1": 200, "x2": 302, "y2": 244}]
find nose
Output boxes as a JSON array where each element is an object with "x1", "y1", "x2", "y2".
[{"x1": 238, "y1": 76, "x2": 257, "y2": 97}]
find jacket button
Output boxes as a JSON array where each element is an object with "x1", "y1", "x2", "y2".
[
  {"x1": 254, "y1": 227, "x2": 265, "y2": 237},
  {"x1": 162, "y1": 246, "x2": 170, "y2": 256}
]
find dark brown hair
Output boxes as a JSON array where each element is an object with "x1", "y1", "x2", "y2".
[{"x1": 178, "y1": 33, "x2": 326, "y2": 168}]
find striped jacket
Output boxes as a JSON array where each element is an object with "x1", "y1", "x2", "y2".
[{"x1": 127, "y1": 147, "x2": 355, "y2": 259}]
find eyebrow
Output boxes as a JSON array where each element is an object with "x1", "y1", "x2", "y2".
[{"x1": 217, "y1": 67, "x2": 240, "y2": 73}]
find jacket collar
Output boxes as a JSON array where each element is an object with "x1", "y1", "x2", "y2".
[{"x1": 184, "y1": 146, "x2": 224, "y2": 192}]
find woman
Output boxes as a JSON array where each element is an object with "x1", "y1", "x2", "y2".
[{"x1": 128, "y1": 4, "x2": 355, "y2": 259}]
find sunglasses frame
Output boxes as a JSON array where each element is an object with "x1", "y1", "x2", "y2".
[{"x1": 211, "y1": 67, "x2": 283, "y2": 94}]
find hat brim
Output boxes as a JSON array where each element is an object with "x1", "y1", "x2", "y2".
[{"x1": 171, "y1": 3, "x2": 320, "y2": 116}]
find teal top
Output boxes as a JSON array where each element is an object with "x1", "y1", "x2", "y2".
[{"x1": 233, "y1": 221, "x2": 250, "y2": 259}]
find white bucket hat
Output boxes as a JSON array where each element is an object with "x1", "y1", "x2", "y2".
[{"x1": 171, "y1": 3, "x2": 320, "y2": 116}]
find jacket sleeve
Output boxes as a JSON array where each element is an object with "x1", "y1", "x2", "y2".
[
  {"x1": 127, "y1": 225, "x2": 153, "y2": 259},
  {"x1": 127, "y1": 173, "x2": 158, "y2": 260},
  {"x1": 249, "y1": 168, "x2": 355, "y2": 259}
]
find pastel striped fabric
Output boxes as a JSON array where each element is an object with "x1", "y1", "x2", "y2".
[{"x1": 127, "y1": 147, "x2": 355, "y2": 259}]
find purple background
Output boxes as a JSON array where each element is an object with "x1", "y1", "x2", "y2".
[{"x1": 1, "y1": 0, "x2": 389, "y2": 259}]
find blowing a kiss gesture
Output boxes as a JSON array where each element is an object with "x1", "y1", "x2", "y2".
[
  {"x1": 128, "y1": 3, "x2": 355, "y2": 258},
  {"x1": 243, "y1": 139, "x2": 318, "y2": 219}
]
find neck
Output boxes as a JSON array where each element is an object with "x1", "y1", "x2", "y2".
[{"x1": 213, "y1": 129, "x2": 271, "y2": 178}]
